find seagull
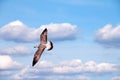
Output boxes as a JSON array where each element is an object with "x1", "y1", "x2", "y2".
[{"x1": 32, "y1": 28, "x2": 53, "y2": 66}]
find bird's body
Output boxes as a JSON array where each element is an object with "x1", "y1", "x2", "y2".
[{"x1": 32, "y1": 28, "x2": 53, "y2": 66}]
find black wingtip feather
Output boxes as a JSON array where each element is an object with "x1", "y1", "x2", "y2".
[
  {"x1": 32, "y1": 58, "x2": 37, "y2": 66},
  {"x1": 44, "y1": 28, "x2": 47, "y2": 32}
]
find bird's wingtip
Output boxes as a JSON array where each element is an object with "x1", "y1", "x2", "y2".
[
  {"x1": 32, "y1": 61, "x2": 35, "y2": 66},
  {"x1": 44, "y1": 28, "x2": 47, "y2": 31},
  {"x1": 32, "y1": 58, "x2": 37, "y2": 67}
]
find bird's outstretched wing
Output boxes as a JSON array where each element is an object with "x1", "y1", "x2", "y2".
[
  {"x1": 40, "y1": 28, "x2": 47, "y2": 44},
  {"x1": 32, "y1": 28, "x2": 48, "y2": 66},
  {"x1": 32, "y1": 45, "x2": 45, "y2": 66}
]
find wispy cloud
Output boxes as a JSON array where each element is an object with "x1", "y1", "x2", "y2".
[
  {"x1": 0, "y1": 45, "x2": 31, "y2": 55},
  {"x1": 0, "y1": 20, "x2": 78, "y2": 42},
  {"x1": 95, "y1": 24, "x2": 120, "y2": 48},
  {"x1": 0, "y1": 71, "x2": 11, "y2": 76},
  {"x1": 112, "y1": 76, "x2": 120, "y2": 80},
  {"x1": 77, "y1": 76, "x2": 90, "y2": 80}
]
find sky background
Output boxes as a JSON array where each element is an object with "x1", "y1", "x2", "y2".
[{"x1": 0, "y1": 0, "x2": 120, "y2": 80}]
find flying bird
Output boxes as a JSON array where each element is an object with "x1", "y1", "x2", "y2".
[{"x1": 32, "y1": 28, "x2": 53, "y2": 66}]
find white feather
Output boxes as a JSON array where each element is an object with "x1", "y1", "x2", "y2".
[{"x1": 46, "y1": 41, "x2": 51, "y2": 50}]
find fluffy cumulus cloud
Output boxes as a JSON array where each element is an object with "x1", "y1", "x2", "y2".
[
  {"x1": 0, "y1": 58, "x2": 119, "y2": 80},
  {"x1": 95, "y1": 24, "x2": 120, "y2": 48},
  {"x1": 12, "y1": 59, "x2": 119, "y2": 80},
  {"x1": 0, "y1": 45, "x2": 31, "y2": 55},
  {"x1": 0, "y1": 55, "x2": 23, "y2": 69},
  {"x1": 40, "y1": 23, "x2": 78, "y2": 41},
  {"x1": 0, "y1": 20, "x2": 78, "y2": 42},
  {"x1": 0, "y1": 55, "x2": 23, "y2": 76}
]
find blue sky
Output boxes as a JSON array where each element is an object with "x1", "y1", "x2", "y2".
[{"x1": 0, "y1": 0, "x2": 120, "y2": 80}]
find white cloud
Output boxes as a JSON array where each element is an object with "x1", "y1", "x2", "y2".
[
  {"x1": 84, "y1": 61, "x2": 96, "y2": 72},
  {"x1": 0, "y1": 20, "x2": 37, "y2": 42},
  {"x1": 53, "y1": 60, "x2": 117, "y2": 74},
  {"x1": 40, "y1": 23, "x2": 78, "y2": 41},
  {"x1": 112, "y1": 76, "x2": 120, "y2": 80},
  {"x1": 12, "y1": 59, "x2": 119, "y2": 80},
  {"x1": 96, "y1": 63, "x2": 117, "y2": 72},
  {"x1": 77, "y1": 76, "x2": 90, "y2": 80},
  {"x1": 85, "y1": 61, "x2": 117, "y2": 73},
  {"x1": 0, "y1": 55, "x2": 23, "y2": 69},
  {"x1": 0, "y1": 45, "x2": 31, "y2": 55},
  {"x1": 95, "y1": 24, "x2": 120, "y2": 48},
  {"x1": 0, "y1": 55, "x2": 24, "y2": 77},
  {"x1": 53, "y1": 59, "x2": 83, "y2": 74},
  {"x1": 0, "y1": 71, "x2": 11, "y2": 76},
  {"x1": 12, "y1": 66, "x2": 40, "y2": 80},
  {"x1": 0, "y1": 20, "x2": 78, "y2": 42}
]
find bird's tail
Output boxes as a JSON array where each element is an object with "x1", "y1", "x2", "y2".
[{"x1": 46, "y1": 41, "x2": 53, "y2": 51}]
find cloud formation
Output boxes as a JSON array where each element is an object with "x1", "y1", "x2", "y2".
[
  {"x1": 0, "y1": 20, "x2": 78, "y2": 42},
  {"x1": 0, "y1": 55, "x2": 23, "y2": 77},
  {"x1": 0, "y1": 45, "x2": 31, "y2": 55},
  {"x1": 12, "y1": 59, "x2": 119, "y2": 80},
  {"x1": 112, "y1": 76, "x2": 120, "y2": 80},
  {"x1": 0, "y1": 55, "x2": 23, "y2": 69},
  {"x1": 95, "y1": 24, "x2": 120, "y2": 48}
]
